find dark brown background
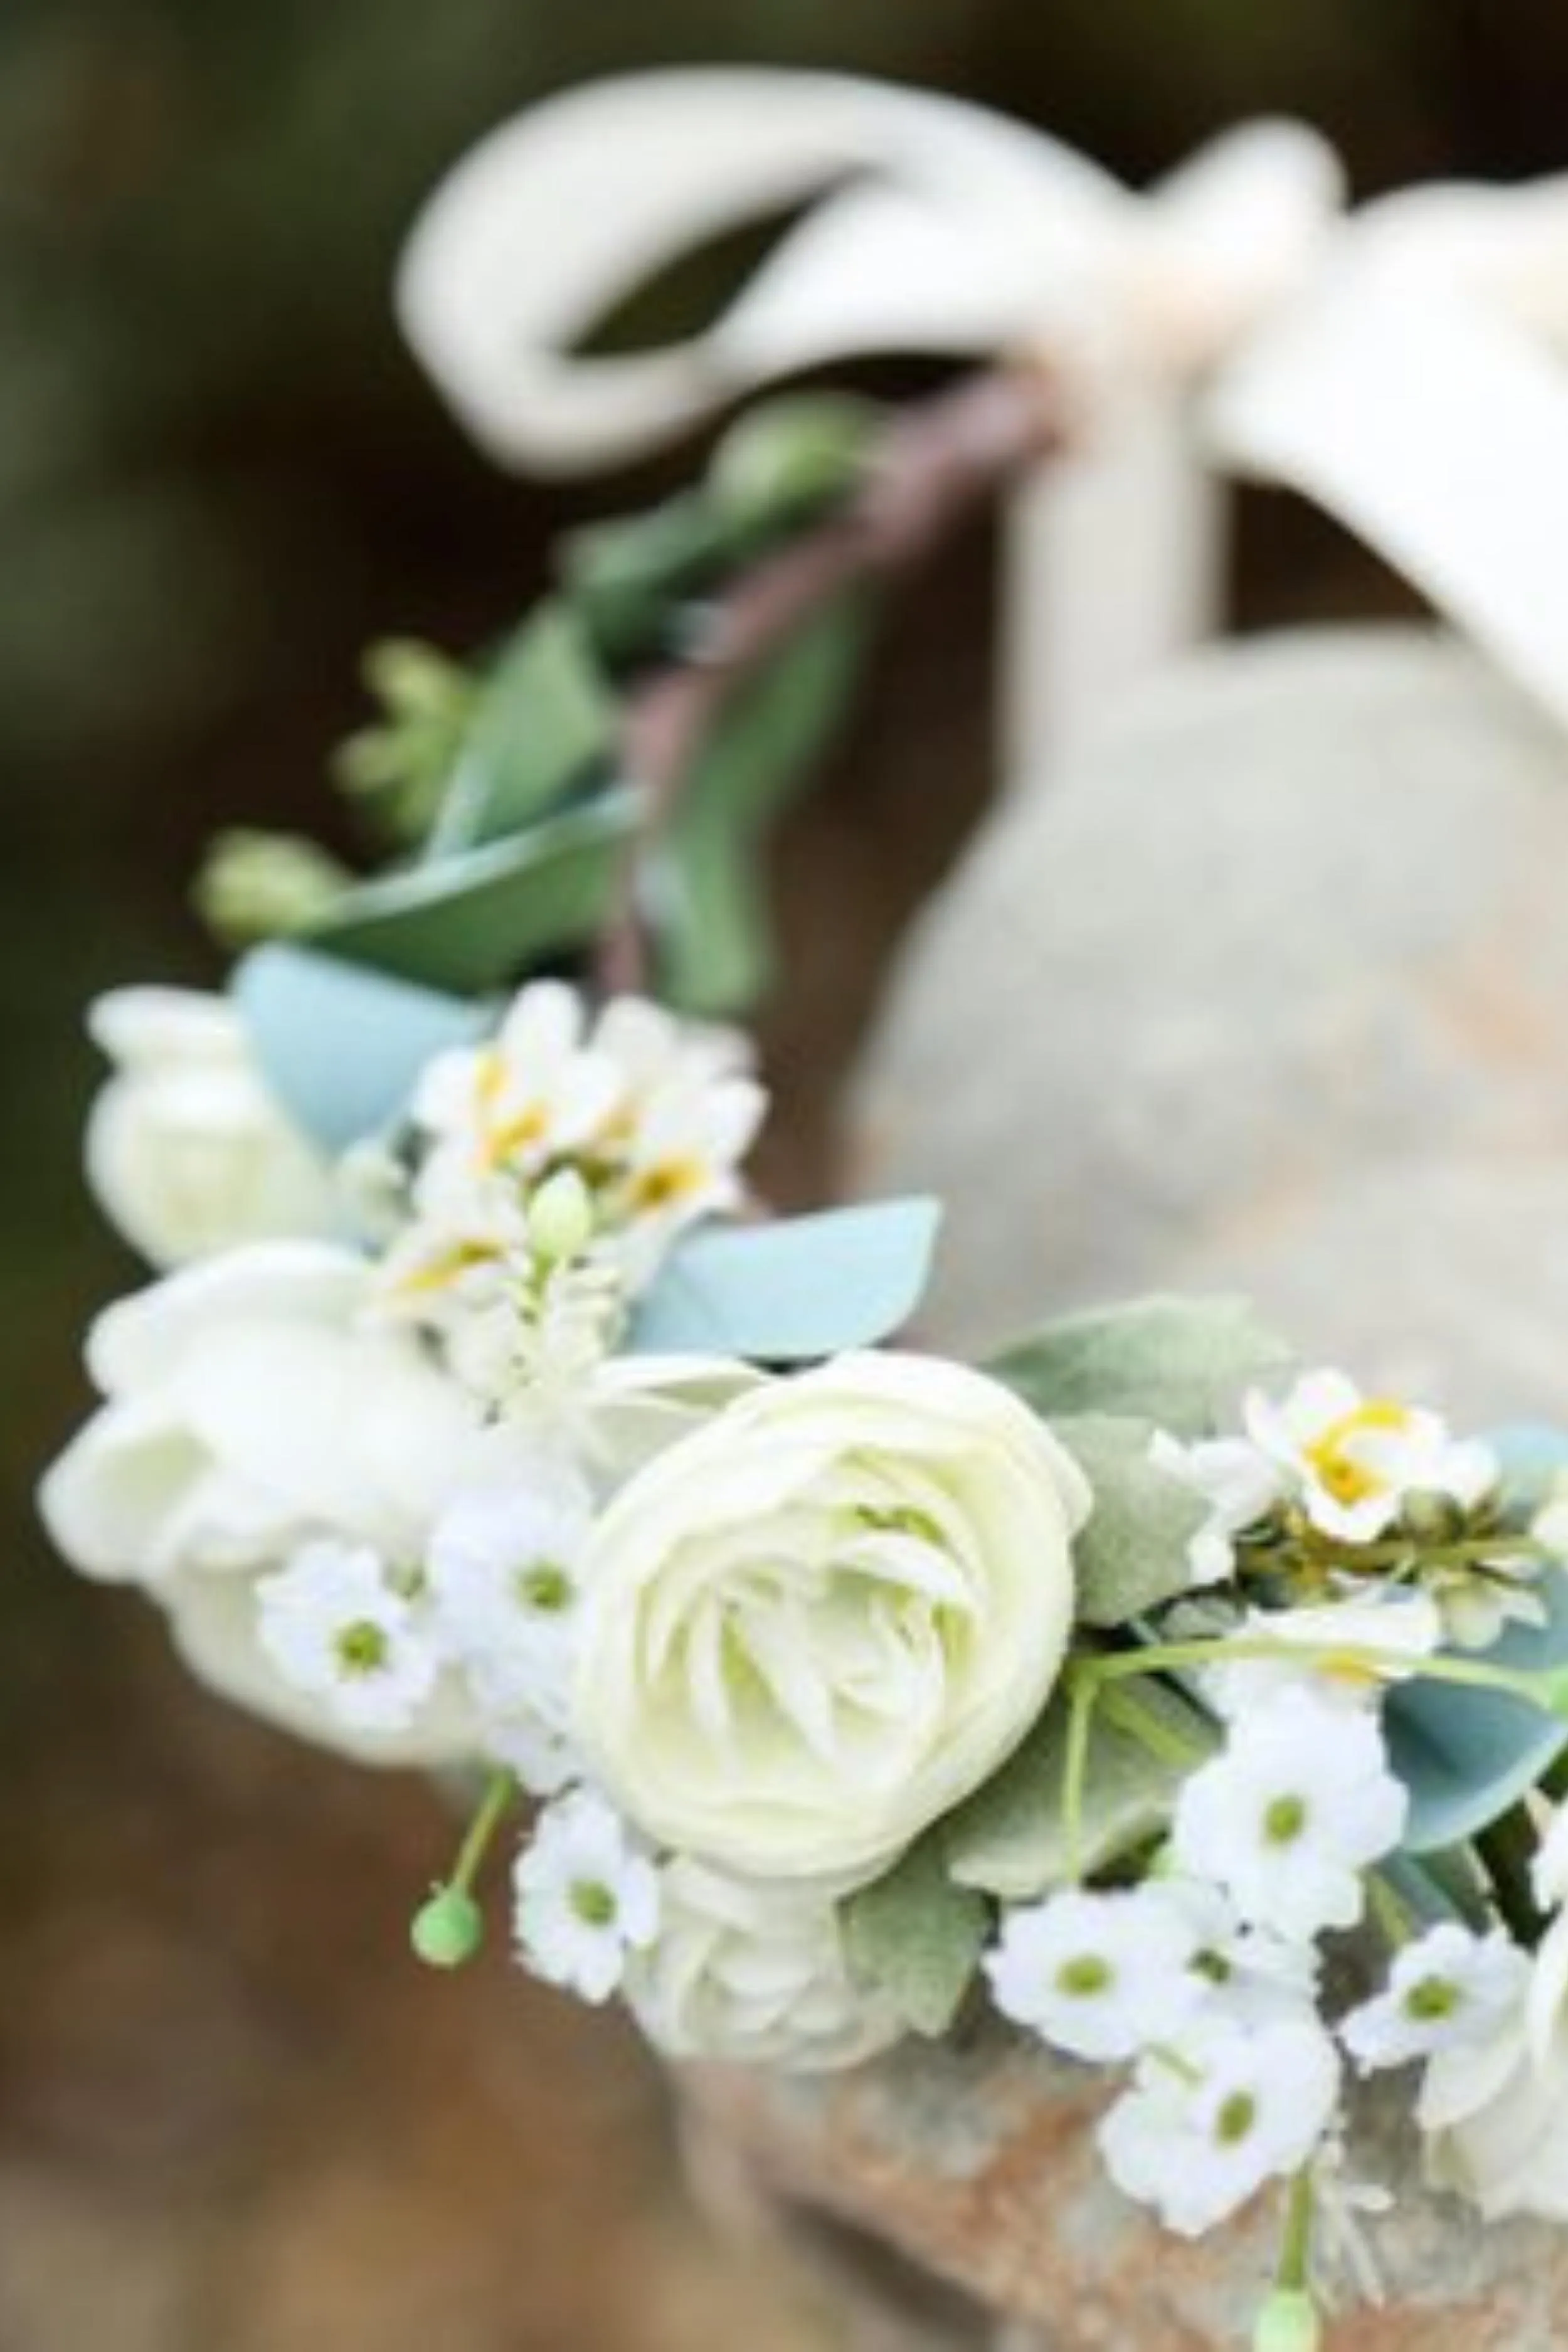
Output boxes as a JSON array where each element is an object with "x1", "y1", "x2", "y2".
[{"x1": 1, "y1": 5, "x2": 1562, "y2": 2343}]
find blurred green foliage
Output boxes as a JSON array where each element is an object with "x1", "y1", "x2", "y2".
[{"x1": 6, "y1": 0, "x2": 1568, "y2": 1751}]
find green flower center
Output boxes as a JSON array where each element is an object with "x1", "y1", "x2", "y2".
[
  {"x1": 1405, "y1": 1975, "x2": 1460, "y2": 2023},
  {"x1": 571, "y1": 1880, "x2": 617, "y2": 1930},
  {"x1": 517, "y1": 1562, "x2": 573, "y2": 1614},
  {"x1": 335, "y1": 1620, "x2": 390, "y2": 1677},
  {"x1": 1056, "y1": 1954, "x2": 1114, "y2": 2000},
  {"x1": 1215, "y1": 2091, "x2": 1258, "y2": 2147},
  {"x1": 1263, "y1": 1795, "x2": 1308, "y2": 1846}
]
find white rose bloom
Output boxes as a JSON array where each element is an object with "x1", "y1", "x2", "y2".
[
  {"x1": 37, "y1": 1242, "x2": 487, "y2": 1766},
  {"x1": 85, "y1": 988, "x2": 339, "y2": 1268},
  {"x1": 39, "y1": 1242, "x2": 482, "y2": 1584},
  {"x1": 574, "y1": 1352, "x2": 1090, "y2": 1882},
  {"x1": 627, "y1": 1856, "x2": 903, "y2": 2072}
]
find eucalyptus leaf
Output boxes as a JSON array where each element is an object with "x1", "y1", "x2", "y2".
[
  {"x1": 429, "y1": 604, "x2": 617, "y2": 855},
  {"x1": 840, "y1": 1834, "x2": 990, "y2": 2037},
  {"x1": 628, "y1": 1198, "x2": 941, "y2": 1361},
  {"x1": 302, "y1": 791, "x2": 640, "y2": 992},
  {"x1": 654, "y1": 590, "x2": 873, "y2": 1015},
  {"x1": 1389, "y1": 1425, "x2": 1568, "y2": 1853},
  {"x1": 944, "y1": 1678, "x2": 1215, "y2": 1901},
  {"x1": 988, "y1": 1295, "x2": 1291, "y2": 1439},
  {"x1": 1056, "y1": 1414, "x2": 1210, "y2": 1628},
  {"x1": 234, "y1": 942, "x2": 487, "y2": 1152}
]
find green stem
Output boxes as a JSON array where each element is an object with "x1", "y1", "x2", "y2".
[
  {"x1": 1277, "y1": 2166, "x2": 1315, "y2": 2294},
  {"x1": 1476, "y1": 1806, "x2": 1547, "y2": 1946},
  {"x1": 450, "y1": 1767, "x2": 518, "y2": 1897},
  {"x1": 1074, "y1": 1636, "x2": 1560, "y2": 1712},
  {"x1": 1062, "y1": 1675, "x2": 1098, "y2": 1886},
  {"x1": 1366, "y1": 1869, "x2": 1415, "y2": 1952}
]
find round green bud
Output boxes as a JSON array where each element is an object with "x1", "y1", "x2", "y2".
[
  {"x1": 194, "y1": 829, "x2": 350, "y2": 947},
  {"x1": 411, "y1": 1884, "x2": 484, "y2": 1969},
  {"x1": 527, "y1": 1168, "x2": 595, "y2": 1266},
  {"x1": 1253, "y1": 2287, "x2": 1320, "y2": 2352},
  {"x1": 1401, "y1": 1488, "x2": 1465, "y2": 1543}
]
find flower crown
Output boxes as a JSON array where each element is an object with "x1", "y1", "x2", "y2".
[{"x1": 38, "y1": 385, "x2": 1568, "y2": 2352}]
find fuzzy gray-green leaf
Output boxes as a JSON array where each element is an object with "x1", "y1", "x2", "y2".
[
  {"x1": 840, "y1": 1835, "x2": 990, "y2": 2037},
  {"x1": 943, "y1": 1678, "x2": 1214, "y2": 1900},
  {"x1": 988, "y1": 1295, "x2": 1290, "y2": 1439},
  {"x1": 1056, "y1": 1413, "x2": 1210, "y2": 1628}
]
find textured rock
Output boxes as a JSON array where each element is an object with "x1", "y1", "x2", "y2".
[
  {"x1": 684, "y1": 625, "x2": 1568, "y2": 2344},
  {"x1": 852, "y1": 624, "x2": 1568, "y2": 1424}
]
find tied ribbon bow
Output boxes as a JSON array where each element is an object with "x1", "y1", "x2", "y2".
[{"x1": 398, "y1": 70, "x2": 1568, "y2": 761}]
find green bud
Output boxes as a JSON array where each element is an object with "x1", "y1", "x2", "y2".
[
  {"x1": 1401, "y1": 1488, "x2": 1465, "y2": 1543},
  {"x1": 194, "y1": 828, "x2": 351, "y2": 947},
  {"x1": 527, "y1": 1167, "x2": 595, "y2": 1266},
  {"x1": 411, "y1": 1884, "x2": 484, "y2": 1969},
  {"x1": 709, "y1": 396, "x2": 875, "y2": 538},
  {"x1": 363, "y1": 637, "x2": 470, "y2": 721},
  {"x1": 1253, "y1": 2287, "x2": 1320, "y2": 2352}
]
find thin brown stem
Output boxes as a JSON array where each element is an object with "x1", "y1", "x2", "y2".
[{"x1": 595, "y1": 361, "x2": 1067, "y2": 993}]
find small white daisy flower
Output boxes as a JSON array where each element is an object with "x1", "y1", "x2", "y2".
[
  {"x1": 414, "y1": 980, "x2": 623, "y2": 1187},
  {"x1": 1160, "y1": 1878, "x2": 1322, "y2": 2030},
  {"x1": 427, "y1": 1460, "x2": 595, "y2": 1725},
  {"x1": 485, "y1": 1710, "x2": 581, "y2": 1799},
  {"x1": 258, "y1": 1538, "x2": 438, "y2": 1732},
  {"x1": 983, "y1": 1885, "x2": 1205, "y2": 2062},
  {"x1": 513, "y1": 1788, "x2": 660, "y2": 2005},
  {"x1": 1245, "y1": 1370, "x2": 1496, "y2": 1545},
  {"x1": 1099, "y1": 2015, "x2": 1341, "y2": 2238},
  {"x1": 1171, "y1": 1687, "x2": 1407, "y2": 1941},
  {"x1": 1149, "y1": 1431, "x2": 1282, "y2": 1587},
  {"x1": 1342, "y1": 1924, "x2": 1530, "y2": 2073},
  {"x1": 1202, "y1": 1591, "x2": 1443, "y2": 1720}
]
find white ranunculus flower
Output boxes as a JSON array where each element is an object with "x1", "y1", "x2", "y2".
[
  {"x1": 574, "y1": 1351, "x2": 1091, "y2": 1882},
  {"x1": 85, "y1": 988, "x2": 340, "y2": 1268},
  {"x1": 626, "y1": 1857, "x2": 903, "y2": 2072},
  {"x1": 38, "y1": 1241, "x2": 482, "y2": 1584}
]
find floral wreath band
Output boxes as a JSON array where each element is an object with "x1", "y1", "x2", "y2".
[{"x1": 38, "y1": 209, "x2": 1568, "y2": 2352}]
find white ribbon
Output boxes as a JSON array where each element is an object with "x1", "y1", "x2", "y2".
[
  {"x1": 396, "y1": 71, "x2": 1343, "y2": 773},
  {"x1": 1207, "y1": 175, "x2": 1568, "y2": 741}
]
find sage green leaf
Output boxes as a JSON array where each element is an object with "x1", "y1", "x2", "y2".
[
  {"x1": 430, "y1": 605, "x2": 617, "y2": 854},
  {"x1": 708, "y1": 395, "x2": 878, "y2": 542},
  {"x1": 654, "y1": 590, "x2": 874, "y2": 1015},
  {"x1": 1389, "y1": 1427, "x2": 1568, "y2": 1853},
  {"x1": 944, "y1": 1678, "x2": 1215, "y2": 1900},
  {"x1": 234, "y1": 941, "x2": 487, "y2": 1152},
  {"x1": 988, "y1": 1295, "x2": 1291, "y2": 1439},
  {"x1": 840, "y1": 1835, "x2": 990, "y2": 2037},
  {"x1": 1056, "y1": 1413, "x2": 1210, "y2": 1628},
  {"x1": 302, "y1": 791, "x2": 640, "y2": 992},
  {"x1": 628, "y1": 1198, "x2": 940, "y2": 1360}
]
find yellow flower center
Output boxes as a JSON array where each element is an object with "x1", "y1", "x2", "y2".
[
  {"x1": 1304, "y1": 1399, "x2": 1412, "y2": 1506},
  {"x1": 629, "y1": 1155, "x2": 708, "y2": 1212}
]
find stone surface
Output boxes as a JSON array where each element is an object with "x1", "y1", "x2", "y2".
[
  {"x1": 686, "y1": 625, "x2": 1568, "y2": 2346},
  {"x1": 852, "y1": 624, "x2": 1568, "y2": 1425}
]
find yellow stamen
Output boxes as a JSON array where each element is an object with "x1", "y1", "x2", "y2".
[{"x1": 1305, "y1": 1399, "x2": 1412, "y2": 1507}]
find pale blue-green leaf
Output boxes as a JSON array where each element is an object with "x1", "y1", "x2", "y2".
[
  {"x1": 840, "y1": 1834, "x2": 990, "y2": 2037},
  {"x1": 302, "y1": 791, "x2": 640, "y2": 992},
  {"x1": 428, "y1": 604, "x2": 617, "y2": 856},
  {"x1": 654, "y1": 592, "x2": 872, "y2": 1016},
  {"x1": 1390, "y1": 1428, "x2": 1568, "y2": 1851},
  {"x1": 944, "y1": 1678, "x2": 1215, "y2": 1901},
  {"x1": 628, "y1": 1199, "x2": 941, "y2": 1362},
  {"x1": 1055, "y1": 1414, "x2": 1210, "y2": 1628},
  {"x1": 988, "y1": 1295, "x2": 1291, "y2": 1439},
  {"x1": 234, "y1": 943, "x2": 487, "y2": 1152}
]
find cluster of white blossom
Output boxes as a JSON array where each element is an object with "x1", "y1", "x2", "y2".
[{"x1": 1157, "y1": 1367, "x2": 1552, "y2": 1649}]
